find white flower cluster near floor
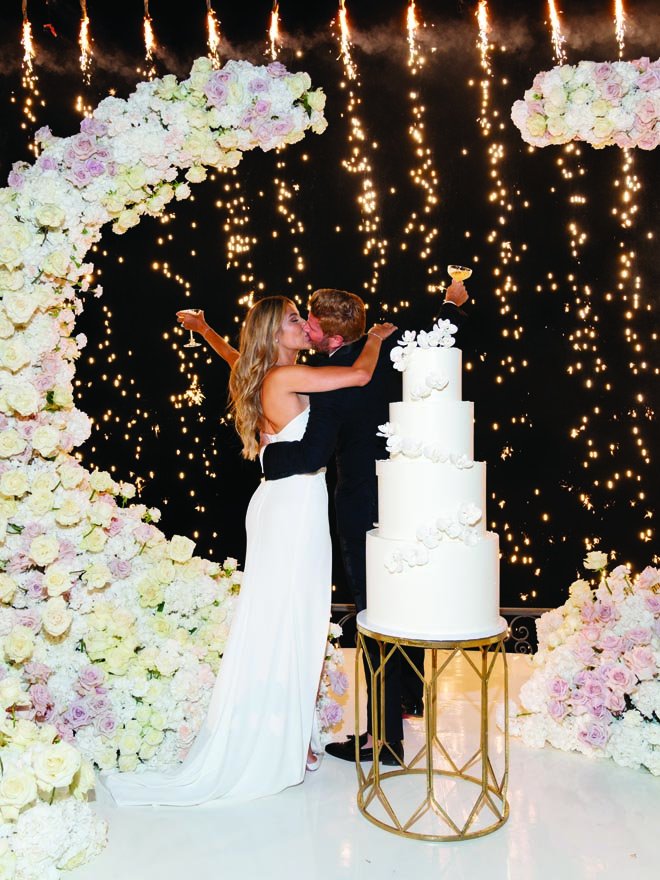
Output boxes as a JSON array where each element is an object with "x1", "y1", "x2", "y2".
[
  {"x1": 0, "y1": 57, "x2": 335, "y2": 879},
  {"x1": 510, "y1": 552, "x2": 660, "y2": 774}
]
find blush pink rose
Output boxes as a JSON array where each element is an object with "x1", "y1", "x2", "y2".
[
  {"x1": 547, "y1": 676, "x2": 570, "y2": 700},
  {"x1": 578, "y1": 719, "x2": 609, "y2": 749},
  {"x1": 624, "y1": 646, "x2": 656, "y2": 680},
  {"x1": 603, "y1": 663, "x2": 635, "y2": 693},
  {"x1": 548, "y1": 699, "x2": 569, "y2": 721}
]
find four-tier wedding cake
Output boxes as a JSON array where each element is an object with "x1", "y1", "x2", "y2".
[{"x1": 364, "y1": 320, "x2": 503, "y2": 639}]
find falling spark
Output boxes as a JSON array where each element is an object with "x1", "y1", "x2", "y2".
[
  {"x1": 477, "y1": 1, "x2": 491, "y2": 74},
  {"x1": 338, "y1": 1, "x2": 357, "y2": 81},
  {"x1": 547, "y1": 0, "x2": 567, "y2": 64},
  {"x1": 21, "y1": 1, "x2": 36, "y2": 78},
  {"x1": 207, "y1": 2, "x2": 221, "y2": 68},
  {"x1": 407, "y1": 2, "x2": 418, "y2": 68},
  {"x1": 79, "y1": 1, "x2": 92, "y2": 83},
  {"x1": 614, "y1": 0, "x2": 626, "y2": 57},
  {"x1": 143, "y1": 2, "x2": 156, "y2": 76},
  {"x1": 269, "y1": 3, "x2": 280, "y2": 60},
  {"x1": 184, "y1": 376, "x2": 205, "y2": 406}
]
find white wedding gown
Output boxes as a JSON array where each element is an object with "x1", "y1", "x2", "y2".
[{"x1": 105, "y1": 408, "x2": 332, "y2": 805}]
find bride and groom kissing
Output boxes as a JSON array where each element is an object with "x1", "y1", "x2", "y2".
[{"x1": 103, "y1": 281, "x2": 467, "y2": 806}]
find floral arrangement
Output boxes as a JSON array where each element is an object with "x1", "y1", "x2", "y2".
[
  {"x1": 390, "y1": 320, "x2": 457, "y2": 373},
  {"x1": 0, "y1": 56, "x2": 333, "y2": 878},
  {"x1": 511, "y1": 56, "x2": 660, "y2": 149},
  {"x1": 510, "y1": 552, "x2": 660, "y2": 775},
  {"x1": 377, "y1": 421, "x2": 473, "y2": 468},
  {"x1": 316, "y1": 624, "x2": 349, "y2": 731}
]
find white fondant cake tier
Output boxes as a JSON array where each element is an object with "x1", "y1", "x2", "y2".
[
  {"x1": 401, "y1": 347, "x2": 462, "y2": 402},
  {"x1": 365, "y1": 530, "x2": 501, "y2": 640},
  {"x1": 388, "y1": 400, "x2": 474, "y2": 459},
  {"x1": 376, "y1": 459, "x2": 487, "y2": 541}
]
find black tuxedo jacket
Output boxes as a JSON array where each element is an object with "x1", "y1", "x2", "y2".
[{"x1": 261, "y1": 302, "x2": 467, "y2": 541}]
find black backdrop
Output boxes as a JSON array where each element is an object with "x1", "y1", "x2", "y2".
[{"x1": 1, "y1": 0, "x2": 659, "y2": 609}]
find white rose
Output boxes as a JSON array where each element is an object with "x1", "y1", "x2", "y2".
[
  {"x1": 5, "y1": 381, "x2": 40, "y2": 416},
  {"x1": 0, "y1": 769, "x2": 37, "y2": 815},
  {"x1": 584, "y1": 550, "x2": 608, "y2": 571},
  {"x1": 307, "y1": 89, "x2": 326, "y2": 112},
  {"x1": 104, "y1": 644, "x2": 135, "y2": 675},
  {"x1": 31, "y1": 470, "x2": 58, "y2": 493},
  {"x1": 118, "y1": 481, "x2": 136, "y2": 499},
  {"x1": 80, "y1": 528, "x2": 107, "y2": 553},
  {"x1": 143, "y1": 726, "x2": 165, "y2": 746},
  {"x1": 138, "y1": 742, "x2": 158, "y2": 761},
  {"x1": 0, "y1": 676, "x2": 28, "y2": 709},
  {"x1": 71, "y1": 758, "x2": 96, "y2": 798},
  {"x1": 118, "y1": 753, "x2": 139, "y2": 772},
  {"x1": 2, "y1": 289, "x2": 40, "y2": 325},
  {"x1": 31, "y1": 425, "x2": 62, "y2": 457},
  {"x1": 134, "y1": 704, "x2": 152, "y2": 725},
  {"x1": 35, "y1": 203, "x2": 66, "y2": 229},
  {"x1": 82, "y1": 563, "x2": 112, "y2": 591},
  {"x1": 0, "y1": 429, "x2": 27, "y2": 458},
  {"x1": 42, "y1": 250, "x2": 72, "y2": 278},
  {"x1": 90, "y1": 469, "x2": 116, "y2": 493},
  {"x1": 54, "y1": 497, "x2": 82, "y2": 526},
  {"x1": 51, "y1": 384, "x2": 74, "y2": 409},
  {"x1": 155, "y1": 559, "x2": 175, "y2": 584},
  {"x1": 29, "y1": 534, "x2": 60, "y2": 566},
  {"x1": 58, "y1": 462, "x2": 85, "y2": 489},
  {"x1": 117, "y1": 729, "x2": 141, "y2": 755},
  {"x1": 0, "y1": 470, "x2": 28, "y2": 497},
  {"x1": 89, "y1": 500, "x2": 115, "y2": 528},
  {"x1": 43, "y1": 565, "x2": 73, "y2": 597},
  {"x1": 0, "y1": 573, "x2": 17, "y2": 604},
  {"x1": 32, "y1": 741, "x2": 81, "y2": 789},
  {"x1": 155, "y1": 652, "x2": 180, "y2": 677},
  {"x1": 0, "y1": 338, "x2": 31, "y2": 372},
  {"x1": 4, "y1": 625, "x2": 35, "y2": 664},
  {"x1": 169, "y1": 534, "x2": 195, "y2": 563},
  {"x1": 27, "y1": 490, "x2": 55, "y2": 516},
  {"x1": 41, "y1": 596, "x2": 73, "y2": 637}
]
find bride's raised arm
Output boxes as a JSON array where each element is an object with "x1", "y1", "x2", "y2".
[
  {"x1": 266, "y1": 322, "x2": 396, "y2": 395},
  {"x1": 176, "y1": 310, "x2": 239, "y2": 367}
]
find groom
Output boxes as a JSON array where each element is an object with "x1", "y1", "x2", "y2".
[{"x1": 261, "y1": 282, "x2": 468, "y2": 764}]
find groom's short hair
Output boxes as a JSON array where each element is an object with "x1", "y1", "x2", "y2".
[{"x1": 309, "y1": 288, "x2": 366, "y2": 343}]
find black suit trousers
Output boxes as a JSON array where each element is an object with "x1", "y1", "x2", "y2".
[{"x1": 339, "y1": 535, "x2": 425, "y2": 743}]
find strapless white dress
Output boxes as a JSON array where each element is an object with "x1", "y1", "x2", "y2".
[{"x1": 105, "y1": 408, "x2": 331, "y2": 804}]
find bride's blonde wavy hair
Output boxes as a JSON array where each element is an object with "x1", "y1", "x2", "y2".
[{"x1": 229, "y1": 296, "x2": 296, "y2": 460}]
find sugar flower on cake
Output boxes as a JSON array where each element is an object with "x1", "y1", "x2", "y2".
[
  {"x1": 390, "y1": 320, "x2": 457, "y2": 371},
  {"x1": 510, "y1": 552, "x2": 660, "y2": 775},
  {"x1": 409, "y1": 372, "x2": 449, "y2": 401}
]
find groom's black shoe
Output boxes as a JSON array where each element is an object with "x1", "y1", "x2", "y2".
[
  {"x1": 325, "y1": 735, "x2": 404, "y2": 766},
  {"x1": 401, "y1": 697, "x2": 424, "y2": 718}
]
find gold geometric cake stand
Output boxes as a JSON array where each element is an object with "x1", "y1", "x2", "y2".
[{"x1": 355, "y1": 611, "x2": 509, "y2": 841}]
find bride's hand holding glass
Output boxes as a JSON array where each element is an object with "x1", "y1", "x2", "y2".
[{"x1": 177, "y1": 308, "x2": 207, "y2": 347}]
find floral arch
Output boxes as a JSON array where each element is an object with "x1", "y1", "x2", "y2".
[{"x1": 0, "y1": 58, "x2": 344, "y2": 876}]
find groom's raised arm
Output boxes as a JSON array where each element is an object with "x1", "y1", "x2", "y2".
[
  {"x1": 431, "y1": 281, "x2": 469, "y2": 329},
  {"x1": 262, "y1": 392, "x2": 343, "y2": 480}
]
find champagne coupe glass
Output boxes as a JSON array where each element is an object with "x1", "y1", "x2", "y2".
[
  {"x1": 447, "y1": 264, "x2": 473, "y2": 283},
  {"x1": 180, "y1": 308, "x2": 202, "y2": 348}
]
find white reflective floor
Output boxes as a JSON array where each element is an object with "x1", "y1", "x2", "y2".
[{"x1": 74, "y1": 652, "x2": 659, "y2": 880}]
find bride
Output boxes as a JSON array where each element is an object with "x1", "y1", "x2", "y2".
[{"x1": 104, "y1": 296, "x2": 395, "y2": 805}]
